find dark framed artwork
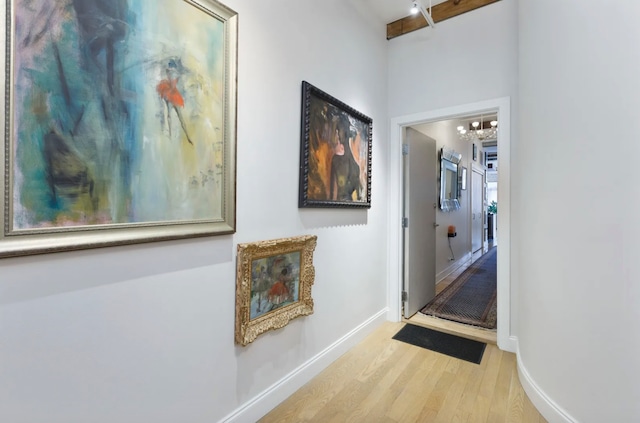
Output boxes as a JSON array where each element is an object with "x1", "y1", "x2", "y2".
[
  {"x1": 235, "y1": 235, "x2": 317, "y2": 346},
  {"x1": 1, "y1": 0, "x2": 238, "y2": 258},
  {"x1": 473, "y1": 143, "x2": 478, "y2": 161},
  {"x1": 298, "y1": 81, "x2": 372, "y2": 208}
]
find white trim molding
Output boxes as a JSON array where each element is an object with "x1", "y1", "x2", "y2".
[
  {"x1": 220, "y1": 308, "x2": 388, "y2": 423},
  {"x1": 517, "y1": 349, "x2": 578, "y2": 423},
  {"x1": 436, "y1": 252, "x2": 472, "y2": 284},
  {"x1": 387, "y1": 97, "x2": 514, "y2": 353},
  {"x1": 505, "y1": 335, "x2": 518, "y2": 356}
]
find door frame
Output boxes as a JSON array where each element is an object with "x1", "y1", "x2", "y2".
[
  {"x1": 470, "y1": 165, "x2": 485, "y2": 253},
  {"x1": 387, "y1": 97, "x2": 516, "y2": 352}
]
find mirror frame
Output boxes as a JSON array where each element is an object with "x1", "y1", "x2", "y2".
[{"x1": 440, "y1": 148, "x2": 462, "y2": 212}]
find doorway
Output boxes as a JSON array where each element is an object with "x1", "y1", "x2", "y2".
[{"x1": 388, "y1": 97, "x2": 515, "y2": 352}]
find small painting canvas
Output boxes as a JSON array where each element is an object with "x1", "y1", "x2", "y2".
[
  {"x1": 250, "y1": 252, "x2": 301, "y2": 320},
  {"x1": 235, "y1": 235, "x2": 317, "y2": 346}
]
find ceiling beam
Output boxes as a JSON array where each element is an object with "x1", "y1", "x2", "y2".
[{"x1": 387, "y1": 0, "x2": 502, "y2": 40}]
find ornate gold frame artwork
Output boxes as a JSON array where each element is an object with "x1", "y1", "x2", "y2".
[
  {"x1": 1, "y1": 0, "x2": 238, "y2": 257},
  {"x1": 235, "y1": 235, "x2": 317, "y2": 346}
]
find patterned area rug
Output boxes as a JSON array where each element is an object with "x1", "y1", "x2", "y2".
[{"x1": 420, "y1": 248, "x2": 497, "y2": 329}]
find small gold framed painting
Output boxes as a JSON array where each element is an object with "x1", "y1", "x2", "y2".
[{"x1": 235, "y1": 235, "x2": 317, "y2": 346}]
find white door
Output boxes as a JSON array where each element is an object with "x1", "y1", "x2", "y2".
[
  {"x1": 471, "y1": 168, "x2": 484, "y2": 253},
  {"x1": 403, "y1": 128, "x2": 437, "y2": 318}
]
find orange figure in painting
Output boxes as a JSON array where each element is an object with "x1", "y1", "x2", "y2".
[
  {"x1": 156, "y1": 59, "x2": 193, "y2": 145},
  {"x1": 268, "y1": 268, "x2": 292, "y2": 306}
]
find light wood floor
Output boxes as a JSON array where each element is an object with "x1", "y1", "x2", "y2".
[{"x1": 260, "y1": 321, "x2": 546, "y2": 423}]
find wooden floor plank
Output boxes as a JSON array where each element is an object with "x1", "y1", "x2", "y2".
[
  {"x1": 467, "y1": 395, "x2": 492, "y2": 423},
  {"x1": 506, "y1": 369, "x2": 526, "y2": 423},
  {"x1": 522, "y1": 396, "x2": 540, "y2": 423},
  {"x1": 390, "y1": 352, "x2": 449, "y2": 421},
  {"x1": 362, "y1": 345, "x2": 427, "y2": 421},
  {"x1": 346, "y1": 344, "x2": 419, "y2": 422},
  {"x1": 356, "y1": 339, "x2": 401, "y2": 383},
  {"x1": 478, "y1": 345, "x2": 504, "y2": 398},
  {"x1": 487, "y1": 351, "x2": 515, "y2": 421},
  {"x1": 419, "y1": 369, "x2": 456, "y2": 414},
  {"x1": 310, "y1": 379, "x2": 367, "y2": 422},
  {"x1": 434, "y1": 361, "x2": 474, "y2": 421},
  {"x1": 451, "y1": 408, "x2": 471, "y2": 423},
  {"x1": 457, "y1": 365, "x2": 484, "y2": 414}
]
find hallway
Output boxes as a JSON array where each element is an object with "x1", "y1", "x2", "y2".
[{"x1": 409, "y1": 246, "x2": 497, "y2": 345}]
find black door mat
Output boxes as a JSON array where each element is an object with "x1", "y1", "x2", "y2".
[{"x1": 392, "y1": 324, "x2": 486, "y2": 364}]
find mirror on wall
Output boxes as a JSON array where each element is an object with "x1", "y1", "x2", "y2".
[{"x1": 440, "y1": 148, "x2": 462, "y2": 211}]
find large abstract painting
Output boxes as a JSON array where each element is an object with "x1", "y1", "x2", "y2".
[
  {"x1": 298, "y1": 81, "x2": 372, "y2": 208},
  {"x1": 1, "y1": 0, "x2": 238, "y2": 257},
  {"x1": 235, "y1": 235, "x2": 317, "y2": 346}
]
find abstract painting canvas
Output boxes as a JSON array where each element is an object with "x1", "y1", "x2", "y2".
[
  {"x1": 249, "y1": 251, "x2": 302, "y2": 321},
  {"x1": 298, "y1": 81, "x2": 372, "y2": 208},
  {"x1": 235, "y1": 235, "x2": 317, "y2": 346},
  {"x1": 1, "y1": 0, "x2": 238, "y2": 257}
]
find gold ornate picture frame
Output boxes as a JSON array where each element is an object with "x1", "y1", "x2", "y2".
[{"x1": 235, "y1": 235, "x2": 317, "y2": 346}]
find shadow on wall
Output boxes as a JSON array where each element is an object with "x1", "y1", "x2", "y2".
[
  {"x1": 0, "y1": 236, "x2": 233, "y2": 306},
  {"x1": 299, "y1": 209, "x2": 368, "y2": 229}
]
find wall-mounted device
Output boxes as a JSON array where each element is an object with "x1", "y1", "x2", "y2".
[
  {"x1": 410, "y1": 0, "x2": 436, "y2": 29},
  {"x1": 447, "y1": 225, "x2": 456, "y2": 260}
]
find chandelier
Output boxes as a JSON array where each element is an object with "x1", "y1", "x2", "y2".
[{"x1": 457, "y1": 117, "x2": 498, "y2": 141}]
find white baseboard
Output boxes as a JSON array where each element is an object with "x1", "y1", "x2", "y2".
[
  {"x1": 498, "y1": 335, "x2": 518, "y2": 354},
  {"x1": 220, "y1": 308, "x2": 389, "y2": 423},
  {"x1": 517, "y1": 348, "x2": 578, "y2": 423},
  {"x1": 436, "y1": 252, "x2": 472, "y2": 284}
]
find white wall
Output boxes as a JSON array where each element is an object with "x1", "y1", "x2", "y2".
[
  {"x1": 0, "y1": 1, "x2": 390, "y2": 422},
  {"x1": 516, "y1": 1, "x2": 640, "y2": 421},
  {"x1": 388, "y1": 1, "x2": 518, "y2": 117}
]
